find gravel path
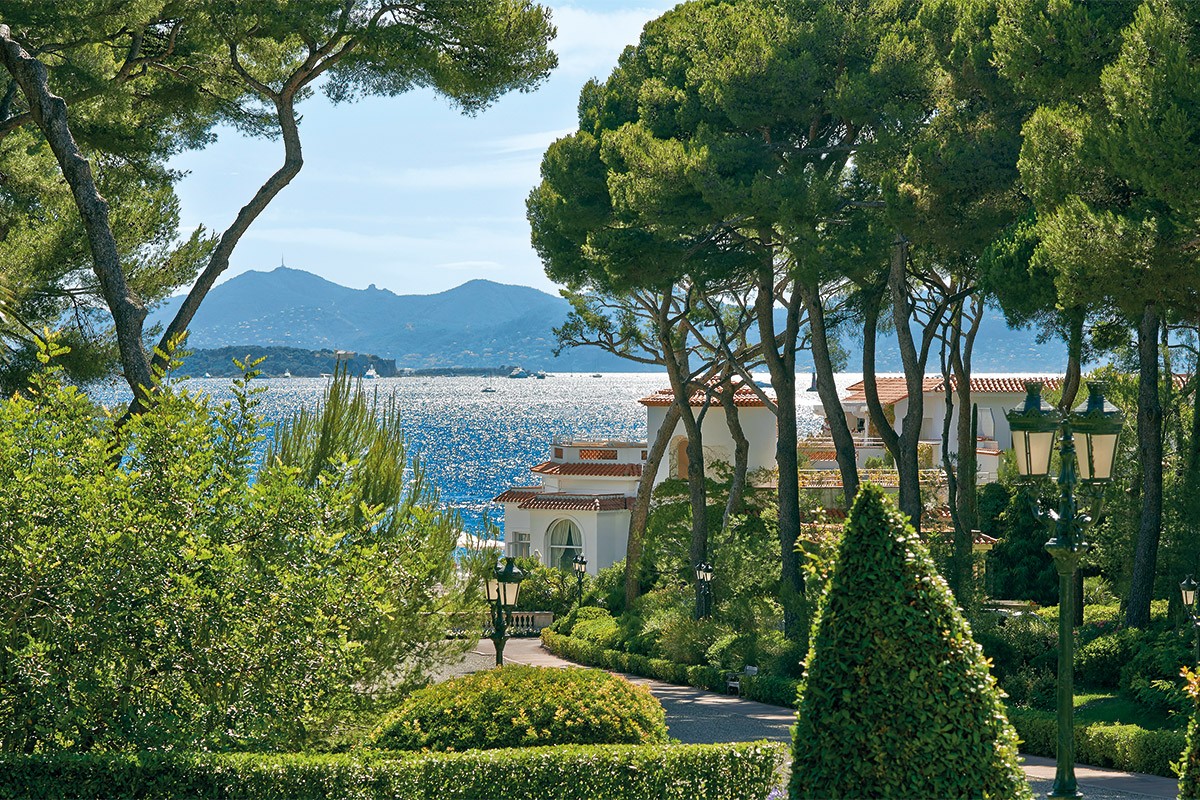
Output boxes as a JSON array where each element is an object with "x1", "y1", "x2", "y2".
[{"x1": 470, "y1": 637, "x2": 1179, "y2": 800}]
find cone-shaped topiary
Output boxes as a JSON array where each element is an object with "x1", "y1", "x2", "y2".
[{"x1": 790, "y1": 483, "x2": 1030, "y2": 799}]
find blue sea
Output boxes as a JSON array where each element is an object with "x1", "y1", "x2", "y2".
[
  {"x1": 93, "y1": 373, "x2": 669, "y2": 532},
  {"x1": 91, "y1": 371, "x2": 852, "y2": 532}
]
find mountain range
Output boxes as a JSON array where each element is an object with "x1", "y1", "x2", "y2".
[{"x1": 148, "y1": 267, "x2": 1067, "y2": 373}]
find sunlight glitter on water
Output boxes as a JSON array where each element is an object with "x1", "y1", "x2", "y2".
[{"x1": 91, "y1": 372, "x2": 833, "y2": 533}]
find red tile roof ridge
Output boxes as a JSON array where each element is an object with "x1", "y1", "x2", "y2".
[{"x1": 531, "y1": 461, "x2": 644, "y2": 477}]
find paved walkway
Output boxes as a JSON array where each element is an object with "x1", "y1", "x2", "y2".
[{"x1": 472, "y1": 638, "x2": 1179, "y2": 799}]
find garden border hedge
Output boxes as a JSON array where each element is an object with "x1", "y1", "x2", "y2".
[
  {"x1": 1008, "y1": 708, "x2": 1186, "y2": 779},
  {"x1": 541, "y1": 629, "x2": 801, "y2": 707},
  {"x1": 0, "y1": 742, "x2": 787, "y2": 800},
  {"x1": 542, "y1": 632, "x2": 1188, "y2": 781}
]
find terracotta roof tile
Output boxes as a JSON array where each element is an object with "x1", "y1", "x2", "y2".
[
  {"x1": 844, "y1": 376, "x2": 1065, "y2": 405},
  {"x1": 639, "y1": 380, "x2": 772, "y2": 408},
  {"x1": 531, "y1": 461, "x2": 643, "y2": 477},
  {"x1": 843, "y1": 374, "x2": 1191, "y2": 406},
  {"x1": 517, "y1": 493, "x2": 634, "y2": 512},
  {"x1": 493, "y1": 488, "x2": 542, "y2": 503}
]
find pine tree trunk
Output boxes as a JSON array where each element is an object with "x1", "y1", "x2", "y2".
[
  {"x1": 755, "y1": 260, "x2": 805, "y2": 640},
  {"x1": 721, "y1": 377, "x2": 750, "y2": 531},
  {"x1": 803, "y1": 282, "x2": 859, "y2": 506},
  {"x1": 1126, "y1": 302, "x2": 1163, "y2": 628},
  {"x1": 625, "y1": 403, "x2": 680, "y2": 605}
]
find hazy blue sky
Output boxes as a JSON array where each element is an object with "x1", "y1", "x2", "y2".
[{"x1": 168, "y1": 1, "x2": 676, "y2": 298}]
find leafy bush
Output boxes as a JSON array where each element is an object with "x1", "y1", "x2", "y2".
[
  {"x1": 1000, "y1": 666, "x2": 1057, "y2": 712},
  {"x1": 0, "y1": 359, "x2": 467, "y2": 754},
  {"x1": 973, "y1": 612, "x2": 1057, "y2": 682},
  {"x1": 573, "y1": 612, "x2": 621, "y2": 650},
  {"x1": 645, "y1": 605, "x2": 730, "y2": 666},
  {"x1": 790, "y1": 484, "x2": 1029, "y2": 799},
  {"x1": 1008, "y1": 708, "x2": 1186, "y2": 778},
  {"x1": 0, "y1": 743, "x2": 787, "y2": 800},
  {"x1": 373, "y1": 665, "x2": 668, "y2": 751},
  {"x1": 1180, "y1": 667, "x2": 1200, "y2": 798},
  {"x1": 512, "y1": 561, "x2": 581, "y2": 617},
  {"x1": 1076, "y1": 628, "x2": 1142, "y2": 690},
  {"x1": 1118, "y1": 630, "x2": 1193, "y2": 716},
  {"x1": 742, "y1": 675, "x2": 800, "y2": 708}
]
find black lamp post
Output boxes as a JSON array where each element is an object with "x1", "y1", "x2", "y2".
[
  {"x1": 485, "y1": 556, "x2": 524, "y2": 667},
  {"x1": 694, "y1": 562, "x2": 714, "y2": 620},
  {"x1": 1182, "y1": 575, "x2": 1200, "y2": 668},
  {"x1": 1007, "y1": 380, "x2": 1123, "y2": 800},
  {"x1": 572, "y1": 553, "x2": 588, "y2": 605}
]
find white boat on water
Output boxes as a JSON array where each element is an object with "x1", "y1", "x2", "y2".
[
  {"x1": 203, "y1": 372, "x2": 212, "y2": 378},
  {"x1": 282, "y1": 370, "x2": 293, "y2": 378},
  {"x1": 364, "y1": 366, "x2": 379, "y2": 379},
  {"x1": 508, "y1": 367, "x2": 529, "y2": 378}
]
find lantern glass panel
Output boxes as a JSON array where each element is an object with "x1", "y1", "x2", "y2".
[
  {"x1": 499, "y1": 579, "x2": 520, "y2": 608},
  {"x1": 485, "y1": 578, "x2": 500, "y2": 603},
  {"x1": 1077, "y1": 431, "x2": 1119, "y2": 482},
  {"x1": 1183, "y1": 577, "x2": 1197, "y2": 609},
  {"x1": 1014, "y1": 429, "x2": 1055, "y2": 477}
]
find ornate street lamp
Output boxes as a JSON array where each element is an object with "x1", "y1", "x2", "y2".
[
  {"x1": 1182, "y1": 575, "x2": 1199, "y2": 668},
  {"x1": 694, "y1": 562, "x2": 714, "y2": 620},
  {"x1": 572, "y1": 553, "x2": 588, "y2": 605},
  {"x1": 1007, "y1": 380, "x2": 1123, "y2": 800},
  {"x1": 485, "y1": 556, "x2": 524, "y2": 667}
]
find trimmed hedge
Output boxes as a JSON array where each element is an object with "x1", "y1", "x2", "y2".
[
  {"x1": 541, "y1": 629, "x2": 797, "y2": 703},
  {"x1": 1008, "y1": 708, "x2": 1186, "y2": 778},
  {"x1": 0, "y1": 743, "x2": 787, "y2": 800},
  {"x1": 373, "y1": 665, "x2": 668, "y2": 751},
  {"x1": 542, "y1": 629, "x2": 726, "y2": 692}
]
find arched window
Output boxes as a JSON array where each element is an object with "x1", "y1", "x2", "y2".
[{"x1": 547, "y1": 519, "x2": 582, "y2": 571}]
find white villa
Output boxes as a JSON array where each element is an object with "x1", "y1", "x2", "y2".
[
  {"x1": 494, "y1": 438, "x2": 644, "y2": 575},
  {"x1": 495, "y1": 374, "x2": 1068, "y2": 574}
]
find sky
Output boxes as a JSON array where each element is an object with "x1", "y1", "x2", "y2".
[{"x1": 168, "y1": 1, "x2": 677, "y2": 298}]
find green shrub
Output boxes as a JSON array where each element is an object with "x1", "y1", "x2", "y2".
[
  {"x1": 1180, "y1": 667, "x2": 1199, "y2": 798},
  {"x1": 1000, "y1": 666, "x2": 1057, "y2": 712},
  {"x1": 0, "y1": 362, "x2": 468, "y2": 754},
  {"x1": 1119, "y1": 629, "x2": 1192, "y2": 716},
  {"x1": 373, "y1": 665, "x2": 668, "y2": 752},
  {"x1": 572, "y1": 611, "x2": 621, "y2": 650},
  {"x1": 742, "y1": 675, "x2": 800, "y2": 708},
  {"x1": 1076, "y1": 628, "x2": 1141, "y2": 690},
  {"x1": 512, "y1": 563, "x2": 580, "y2": 617},
  {"x1": 0, "y1": 743, "x2": 787, "y2": 800},
  {"x1": 1008, "y1": 708, "x2": 1186, "y2": 778},
  {"x1": 790, "y1": 484, "x2": 1029, "y2": 800}
]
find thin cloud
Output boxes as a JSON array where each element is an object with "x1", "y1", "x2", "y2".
[
  {"x1": 485, "y1": 127, "x2": 575, "y2": 154},
  {"x1": 549, "y1": 3, "x2": 675, "y2": 78}
]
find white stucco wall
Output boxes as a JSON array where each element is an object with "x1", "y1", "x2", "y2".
[{"x1": 648, "y1": 404, "x2": 778, "y2": 484}]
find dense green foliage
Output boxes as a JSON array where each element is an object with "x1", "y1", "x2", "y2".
[
  {"x1": 0, "y1": 743, "x2": 787, "y2": 800},
  {"x1": 1181, "y1": 667, "x2": 1200, "y2": 798},
  {"x1": 372, "y1": 665, "x2": 669, "y2": 752},
  {"x1": 0, "y1": 355, "x2": 469, "y2": 753},
  {"x1": 790, "y1": 484, "x2": 1029, "y2": 800},
  {"x1": 1009, "y1": 708, "x2": 1185, "y2": 780}
]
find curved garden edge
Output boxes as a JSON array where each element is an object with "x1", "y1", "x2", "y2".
[{"x1": 541, "y1": 629, "x2": 1186, "y2": 780}]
